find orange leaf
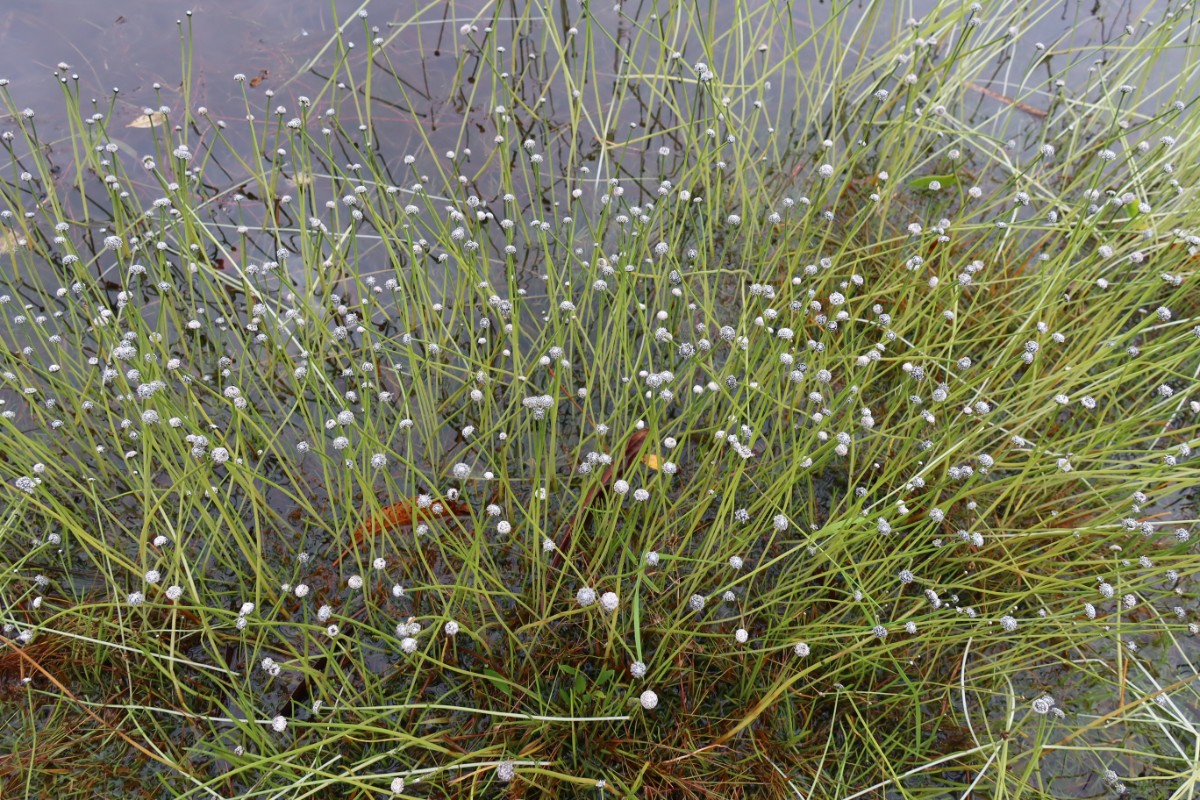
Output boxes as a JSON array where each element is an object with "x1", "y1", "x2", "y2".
[
  {"x1": 355, "y1": 497, "x2": 470, "y2": 539},
  {"x1": 338, "y1": 496, "x2": 470, "y2": 567}
]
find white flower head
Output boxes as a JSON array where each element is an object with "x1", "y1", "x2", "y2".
[{"x1": 600, "y1": 591, "x2": 619, "y2": 612}]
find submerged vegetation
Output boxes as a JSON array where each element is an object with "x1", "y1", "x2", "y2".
[{"x1": 2, "y1": 0, "x2": 1200, "y2": 796}]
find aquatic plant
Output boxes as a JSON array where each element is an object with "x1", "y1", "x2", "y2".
[{"x1": 1, "y1": 0, "x2": 1200, "y2": 797}]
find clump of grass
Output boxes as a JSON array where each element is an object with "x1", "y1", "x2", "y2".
[{"x1": 1, "y1": 0, "x2": 1200, "y2": 796}]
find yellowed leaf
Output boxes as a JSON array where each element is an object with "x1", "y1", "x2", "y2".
[
  {"x1": 0, "y1": 229, "x2": 21, "y2": 256},
  {"x1": 127, "y1": 111, "x2": 167, "y2": 129},
  {"x1": 642, "y1": 453, "x2": 661, "y2": 470}
]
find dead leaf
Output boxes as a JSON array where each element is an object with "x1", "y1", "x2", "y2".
[
  {"x1": 0, "y1": 229, "x2": 22, "y2": 256},
  {"x1": 127, "y1": 111, "x2": 168, "y2": 129},
  {"x1": 338, "y1": 496, "x2": 471, "y2": 565},
  {"x1": 966, "y1": 82, "x2": 1047, "y2": 119},
  {"x1": 553, "y1": 429, "x2": 650, "y2": 567},
  {"x1": 361, "y1": 496, "x2": 471, "y2": 536}
]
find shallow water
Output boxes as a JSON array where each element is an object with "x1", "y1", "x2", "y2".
[
  {"x1": 3, "y1": 2, "x2": 1185, "y2": 101},
  {"x1": 0, "y1": 0, "x2": 1184, "y2": 334},
  {"x1": 1, "y1": 0, "x2": 1187, "y2": 189}
]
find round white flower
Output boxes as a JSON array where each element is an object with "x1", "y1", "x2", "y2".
[
  {"x1": 639, "y1": 690, "x2": 659, "y2": 710},
  {"x1": 1032, "y1": 695, "x2": 1055, "y2": 714}
]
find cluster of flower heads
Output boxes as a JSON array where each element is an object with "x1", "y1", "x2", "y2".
[{"x1": 0, "y1": 8, "x2": 1198, "y2": 794}]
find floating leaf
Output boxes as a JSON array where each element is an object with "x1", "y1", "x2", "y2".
[
  {"x1": 107, "y1": 138, "x2": 140, "y2": 160},
  {"x1": 337, "y1": 495, "x2": 471, "y2": 565},
  {"x1": 965, "y1": 82, "x2": 1047, "y2": 118},
  {"x1": 908, "y1": 174, "x2": 959, "y2": 191},
  {"x1": 354, "y1": 496, "x2": 471, "y2": 539},
  {"x1": 127, "y1": 111, "x2": 167, "y2": 129},
  {"x1": 0, "y1": 229, "x2": 20, "y2": 256}
]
